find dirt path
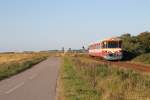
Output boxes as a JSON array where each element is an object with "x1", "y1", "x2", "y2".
[{"x1": 94, "y1": 58, "x2": 150, "y2": 72}]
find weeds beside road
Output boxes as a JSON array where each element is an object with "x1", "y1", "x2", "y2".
[
  {"x1": 58, "y1": 56, "x2": 150, "y2": 100},
  {"x1": 0, "y1": 53, "x2": 49, "y2": 81},
  {"x1": 57, "y1": 57, "x2": 101, "y2": 100}
]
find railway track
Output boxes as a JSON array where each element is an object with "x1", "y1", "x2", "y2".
[{"x1": 90, "y1": 57, "x2": 150, "y2": 73}]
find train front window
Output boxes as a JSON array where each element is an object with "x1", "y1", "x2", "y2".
[
  {"x1": 102, "y1": 40, "x2": 122, "y2": 48},
  {"x1": 119, "y1": 41, "x2": 122, "y2": 48},
  {"x1": 108, "y1": 41, "x2": 120, "y2": 48}
]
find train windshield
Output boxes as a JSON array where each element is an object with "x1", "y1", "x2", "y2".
[
  {"x1": 102, "y1": 41, "x2": 122, "y2": 48},
  {"x1": 108, "y1": 41, "x2": 119, "y2": 48}
]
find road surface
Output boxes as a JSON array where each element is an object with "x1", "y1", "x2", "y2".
[{"x1": 0, "y1": 57, "x2": 60, "y2": 100}]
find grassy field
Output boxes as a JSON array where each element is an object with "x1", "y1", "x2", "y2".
[
  {"x1": 57, "y1": 56, "x2": 150, "y2": 100},
  {"x1": 132, "y1": 53, "x2": 150, "y2": 65},
  {"x1": 0, "y1": 52, "x2": 49, "y2": 81}
]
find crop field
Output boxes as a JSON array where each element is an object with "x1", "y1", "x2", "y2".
[
  {"x1": 0, "y1": 52, "x2": 49, "y2": 80},
  {"x1": 57, "y1": 56, "x2": 150, "y2": 100}
]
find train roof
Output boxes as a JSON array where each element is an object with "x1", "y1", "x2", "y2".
[
  {"x1": 103, "y1": 37, "x2": 122, "y2": 41},
  {"x1": 89, "y1": 37, "x2": 122, "y2": 46}
]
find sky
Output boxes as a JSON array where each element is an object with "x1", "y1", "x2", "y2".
[{"x1": 0, "y1": 0, "x2": 150, "y2": 52}]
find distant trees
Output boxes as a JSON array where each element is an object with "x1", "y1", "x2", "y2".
[
  {"x1": 67, "y1": 48, "x2": 72, "y2": 53},
  {"x1": 120, "y1": 31, "x2": 150, "y2": 56},
  {"x1": 66, "y1": 46, "x2": 87, "y2": 53}
]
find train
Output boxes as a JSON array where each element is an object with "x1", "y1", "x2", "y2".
[{"x1": 88, "y1": 37, "x2": 123, "y2": 60}]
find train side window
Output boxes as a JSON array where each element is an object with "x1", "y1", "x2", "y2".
[
  {"x1": 101, "y1": 43, "x2": 103, "y2": 48},
  {"x1": 93, "y1": 45, "x2": 95, "y2": 49},
  {"x1": 98, "y1": 44, "x2": 101, "y2": 49},
  {"x1": 97, "y1": 45, "x2": 99, "y2": 49},
  {"x1": 119, "y1": 41, "x2": 122, "y2": 48},
  {"x1": 96, "y1": 44, "x2": 98, "y2": 49},
  {"x1": 89, "y1": 46, "x2": 91, "y2": 50}
]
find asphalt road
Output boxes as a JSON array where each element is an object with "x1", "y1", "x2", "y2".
[{"x1": 0, "y1": 57, "x2": 60, "y2": 100}]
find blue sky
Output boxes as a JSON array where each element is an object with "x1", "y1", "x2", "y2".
[{"x1": 0, "y1": 0, "x2": 150, "y2": 51}]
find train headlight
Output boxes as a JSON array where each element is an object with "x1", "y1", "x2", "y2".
[
  {"x1": 115, "y1": 51, "x2": 122, "y2": 55},
  {"x1": 107, "y1": 51, "x2": 112, "y2": 54},
  {"x1": 118, "y1": 52, "x2": 122, "y2": 55}
]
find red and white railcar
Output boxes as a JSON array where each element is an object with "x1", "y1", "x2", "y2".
[{"x1": 88, "y1": 37, "x2": 123, "y2": 60}]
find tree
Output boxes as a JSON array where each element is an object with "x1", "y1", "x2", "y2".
[
  {"x1": 121, "y1": 33, "x2": 131, "y2": 38},
  {"x1": 120, "y1": 32, "x2": 150, "y2": 55},
  {"x1": 138, "y1": 31, "x2": 150, "y2": 53}
]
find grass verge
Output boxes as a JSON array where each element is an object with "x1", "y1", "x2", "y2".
[
  {"x1": 58, "y1": 56, "x2": 150, "y2": 100},
  {"x1": 132, "y1": 53, "x2": 150, "y2": 65},
  {"x1": 57, "y1": 57, "x2": 101, "y2": 100},
  {"x1": 0, "y1": 53, "x2": 48, "y2": 81}
]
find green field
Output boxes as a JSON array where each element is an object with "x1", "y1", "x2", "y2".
[{"x1": 57, "y1": 56, "x2": 150, "y2": 100}]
